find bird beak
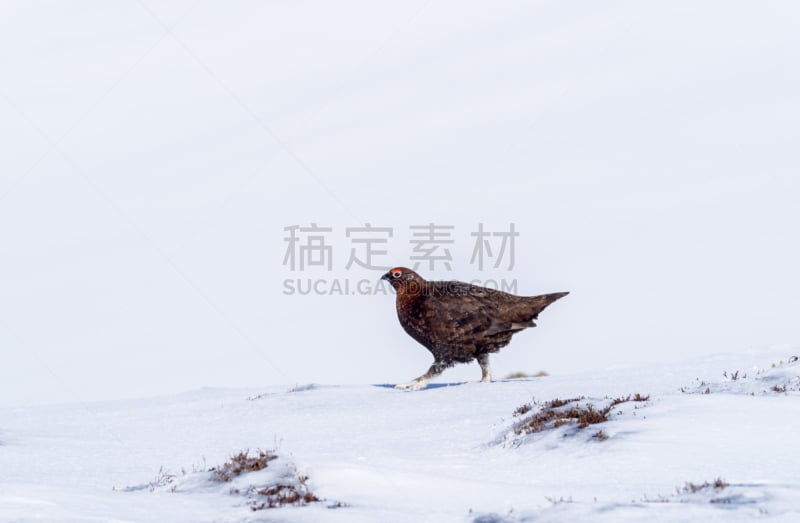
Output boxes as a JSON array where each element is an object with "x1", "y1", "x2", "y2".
[{"x1": 381, "y1": 271, "x2": 392, "y2": 282}]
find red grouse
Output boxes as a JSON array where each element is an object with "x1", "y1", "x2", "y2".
[{"x1": 382, "y1": 267, "x2": 568, "y2": 390}]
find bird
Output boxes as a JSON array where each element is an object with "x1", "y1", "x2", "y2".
[{"x1": 381, "y1": 267, "x2": 568, "y2": 390}]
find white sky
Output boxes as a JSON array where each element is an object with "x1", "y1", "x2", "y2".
[{"x1": 1, "y1": 1, "x2": 799, "y2": 407}]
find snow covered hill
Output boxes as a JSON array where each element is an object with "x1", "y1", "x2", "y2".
[
  {"x1": 1, "y1": 347, "x2": 798, "y2": 522},
  {"x1": 3, "y1": 2, "x2": 799, "y2": 520}
]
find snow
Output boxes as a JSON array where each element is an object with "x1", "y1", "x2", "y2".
[
  {"x1": 1, "y1": 348, "x2": 798, "y2": 522},
  {"x1": 2, "y1": 1, "x2": 800, "y2": 520}
]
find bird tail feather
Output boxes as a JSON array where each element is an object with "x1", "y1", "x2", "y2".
[{"x1": 525, "y1": 291, "x2": 569, "y2": 319}]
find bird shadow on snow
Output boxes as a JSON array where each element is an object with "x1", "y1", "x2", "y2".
[
  {"x1": 373, "y1": 382, "x2": 467, "y2": 391},
  {"x1": 374, "y1": 379, "x2": 542, "y2": 391}
]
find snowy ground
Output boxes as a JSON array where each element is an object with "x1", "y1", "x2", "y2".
[
  {"x1": 3, "y1": 2, "x2": 799, "y2": 521},
  {"x1": 2, "y1": 346, "x2": 798, "y2": 522}
]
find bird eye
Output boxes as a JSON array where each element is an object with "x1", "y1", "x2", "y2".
[{"x1": 392, "y1": 271, "x2": 402, "y2": 278}]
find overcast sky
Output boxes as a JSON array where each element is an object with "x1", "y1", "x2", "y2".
[{"x1": 1, "y1": 1, "x2": 799, "y2": 407}]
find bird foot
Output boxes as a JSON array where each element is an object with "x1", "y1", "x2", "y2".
[{"x1": 394, "y1": 379, "x2": 428, "y2": 391}]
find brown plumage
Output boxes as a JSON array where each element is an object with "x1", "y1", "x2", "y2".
[{"x1": 382, "y1": 267, "x2": 568, "y2": 390}]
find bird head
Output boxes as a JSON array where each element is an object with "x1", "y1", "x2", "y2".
[{"x1": 381, "y1": 266, "x2": 422, "y2": 292}]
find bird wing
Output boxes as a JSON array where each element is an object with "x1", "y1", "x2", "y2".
[
  {"x1": 421, "y1": 282, "x2": 561, "y2": 339},
  {"x1": 415, "y1": 282, "x2": 509, "y2": 341}
]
